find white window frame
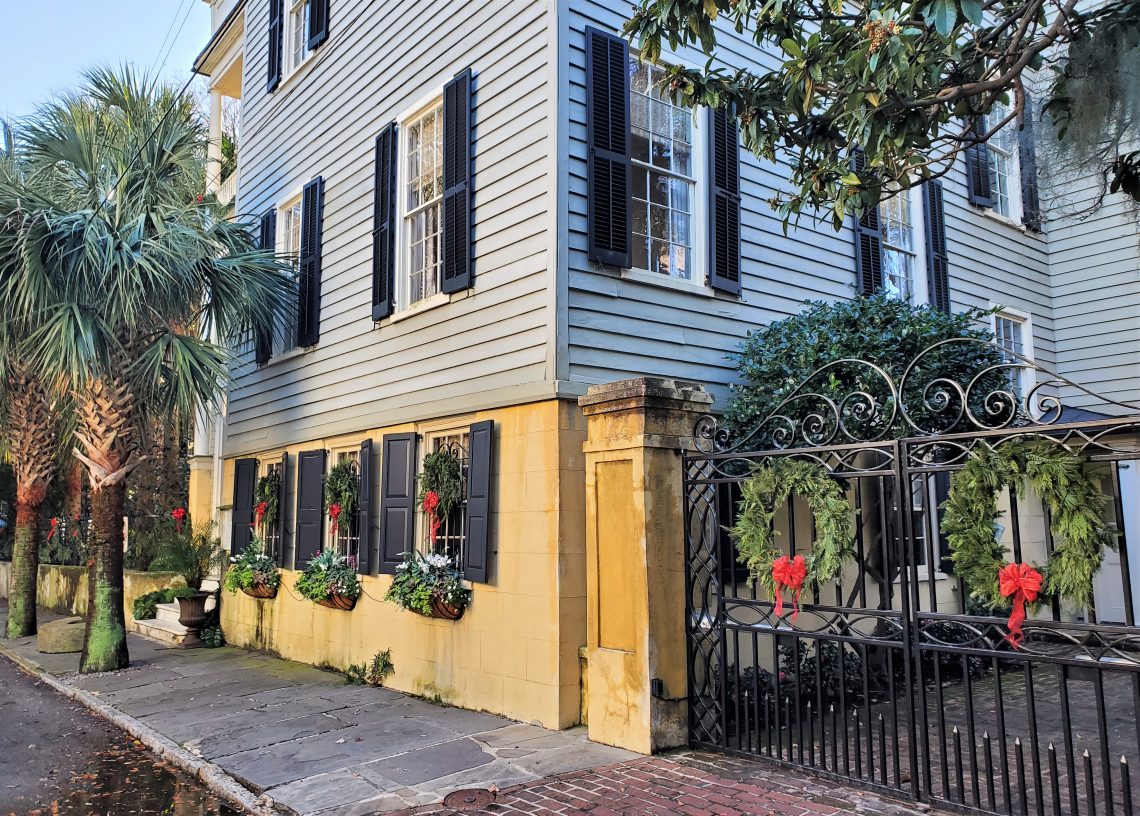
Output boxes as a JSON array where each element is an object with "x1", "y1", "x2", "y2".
[
  {"x1": 983, "y1": 103, "x2": 1024, "y2": 226},
  {"x1": 879, "y1": 187, "x2": 930, "y2": 307},
  {"x1": 991, "y1": 306, "x2": 1036, "y2": 413},
  {"x1": 258, "y1": 454, "x2": 286, "y2": 561},
  {"x1": 391, "y1": 86, "x2": 450, "y2": 319},
  {"x1": 284, "y1": 0, "x2": 314, "y2": 79},
  {"x1": 272, "y1": 187, "x2": 306, "y2": 358},
  {"x1": 626, "y1": 55, "x2": 709, "y2": 294}
]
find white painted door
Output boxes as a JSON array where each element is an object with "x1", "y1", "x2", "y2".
[{"x1": 1092, "y1": 460, "x2": 1140, "y2": 623}]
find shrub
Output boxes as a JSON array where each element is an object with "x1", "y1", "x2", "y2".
[
  {"x1": 294, "y1": 550, "x2": 362, "y2": 602},
  {"x1": 384, "y1": 551, "x2": 469, "y2": 615},
  {"x1": 223, "y1": 535, "x2": 281, "y2": 593},
  {"x1": 131, "y1": 586, "x2": 196, "y2": 620},
  {"x1": 345, "y1": 649, "x2": 395, "y2": 686},
  {"x1": 150, "y1": 519, "x2": 225, "y2": 589},
  {"x1": 200, "y1": 625, "x2": 225, "y2": 648}
]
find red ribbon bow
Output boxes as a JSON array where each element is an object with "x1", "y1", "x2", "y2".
[
  {"x1": 999, "y1": 562, "x2": 1043, "y2": 649},
  {"x1": 329, "y1": 503, "x2": 342, "y2": 536},
  {"x1": 172, "y1": 507, "x2": 186, "y2": 534},
  {"x1": 422, "y1": 490, "x2": 442, "y2": 545},
  {"x1": 255, "y1": 500, "x2": 268, "y2": 527},
  {"x1": 48, "y1": 517, "x2": 59, "y2": 542},
  {"x1": 771, "y1": 555, "x2": 807, "y2": 622}
]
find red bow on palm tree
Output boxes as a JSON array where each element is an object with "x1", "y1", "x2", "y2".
[
  {"x1": 998, "y1": 562, "x2": 1043, "y2": 649},
  {"x1": 171, "y1": 507, "x2": 186, "y2": 534},
  {"x1": 771, "y1": 554, "x2": 807, "y2": 622}
]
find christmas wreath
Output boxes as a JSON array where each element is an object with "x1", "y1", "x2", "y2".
[
  {"x1": 324, "y1": 459, "x2": 359, "y2": 536},
  {"x1": 731, "y1": 458, "x2": 855, "y2": 618},
  {"x1": 418, "y1": 448, "x2": 463, "y2": 547},
  {"x1": 256, "y1": 470, "x2": 281, "y2": 532},
  {"x1": 941, "y1": 441, "x2": 1114, "y2": 645}
]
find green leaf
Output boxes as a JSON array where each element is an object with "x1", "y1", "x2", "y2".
[
  {"x1": 781, "y1": 38, "x2": 803, "y2": 58},
  {"x1": 703, "y1": 0, "x2": 719, "y2": 19},
  {"x1": 928, "y1": 0, "x2": 957, "y2": 36},
  {"x1": 959, "y1": 0, "x2": 983, "y2": 26}
]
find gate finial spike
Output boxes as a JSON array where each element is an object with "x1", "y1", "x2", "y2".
[
  {"x1": 1083, "y1": 748, "x2": 1091, "y2": 757},
  {"x1": 1123, "y1": 755, "x2": 1129, "y2": 765},
  {"x1": 1015, "y1": 737, "x2": 1022, "y2": 746},
  {"x1": 952, "y1": 726, "x2": 959, "y2": 734},
  {"x1": 983, "y1": 730, "x2": 990, "y2": 739}
]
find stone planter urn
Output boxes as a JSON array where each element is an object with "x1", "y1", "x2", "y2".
[{"x1": 177, "y1": 591, "x2": 212, "y2": 648}]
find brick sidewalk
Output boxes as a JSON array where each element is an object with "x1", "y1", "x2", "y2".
[{"x1": 394, "y1": 751, "x2": 936, "y2": 816}]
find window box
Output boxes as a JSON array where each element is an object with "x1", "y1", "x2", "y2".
[{"x1": 315, "y1": 593, "x2": 357, "y2": 611}]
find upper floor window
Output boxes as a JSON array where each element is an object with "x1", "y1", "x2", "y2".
[
  {"x1": 287, "y1": 0, "x2": 312, "y2": 75},
  {"x1": 630, "y1": 61, "x2": 702, "y2": 282},
  {"x1": 994, "y1": 310, "x2": 1033, "y2": 403},
  {"x1": 399, "y1": 98, "x2": 444, "y2": 309},
  {"x1": 879, "y1": 190, "x2": 929, "y2": 305},
  {"x1": 983, "y1": 102, "x2": 1023, "y2": 222},
  {"x1": 274, "y1": 195, "x2": 303, "y2": 353}
]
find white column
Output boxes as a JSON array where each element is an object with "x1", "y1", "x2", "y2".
[{"x1": 206, "y1": 88, "x2": 224, "y2": 194}]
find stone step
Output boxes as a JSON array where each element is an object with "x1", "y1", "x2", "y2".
[
  {"x1": 131, "y1": 617, "x2": 188, "y2": 646},
  {"x1": 155, "y1": 602, "x2": 182, "y2": 624}
]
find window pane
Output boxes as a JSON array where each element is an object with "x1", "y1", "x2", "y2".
[
  {"x1": 671, "y1": 210, "x2": 690, "y2": 245},
  {"x1": 649, "y1": 173, "x2": 668, "y2": 205},
  {"x1": 632, "y1": 199, "x2": 648, "y2": 239},
  {"x1": 632, "y1": 235, "x2": 649, "y2": 271},
  {"x1": 671, "y1": 245, "x2": 689, "y2": 279},
  {"x1": 651, "y1": 132, "x2": 671, "y2": 169},
  {"x1": 631, "y1": 127, "x2": 650, "y2": 164},
  {"x1": 670, "y1": 178, "x2": 690, "y2": 212},
  {"x1": 650, "y1": 204, "x2": 668, "y2": 239}
]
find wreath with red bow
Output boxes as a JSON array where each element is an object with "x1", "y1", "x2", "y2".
[
  {"x1": 941, "y1": 441, "x2": 1114, "y2": 647},
  {"x1": 731, "y1": 458, "x2": 855, "y2": 620},
  {"x1": 324, "y1": 459, "x2": 359, "y2": 536}
]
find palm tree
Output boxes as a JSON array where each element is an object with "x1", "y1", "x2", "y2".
[{"x1": 0, "y1": 67, "x2": 293, "y2": 671}]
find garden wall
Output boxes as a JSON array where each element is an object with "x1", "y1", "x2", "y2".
[{"x1": 0, "y1": 562, "x2": 183, "y2": 621}]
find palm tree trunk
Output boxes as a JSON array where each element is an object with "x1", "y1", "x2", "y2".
[
  {"x1": 6, "y1": 501, "x2": 41, "y2": 638},
  {"x1": 63, "y1": 457, "x2": 84, "y2": 522},
  {"x1": 80, "y1": 480, "x2": 130, "y2": 672}
]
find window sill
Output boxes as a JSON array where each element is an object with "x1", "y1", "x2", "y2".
[
  {"x1": 981, "y1": 208, "x2": 1029, "y2": 233},
  {"x1": 260, "y1": 344, "x2": 309, "y2": 368},
  {"x1": 623, "y1": 267, "x2": 715, "y2": 297},
  {"x1": 386, "y1": 292, "x2": 451, "y2": 324},
  {"x1": 274, "y1": 52, "x2": 318, "y2": 95}
]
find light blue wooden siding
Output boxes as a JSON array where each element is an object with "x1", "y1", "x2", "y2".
[
  {"x1": 561, "y1": 0, "x2": 1054, "y2": 412},
  {"x1": 1046, "y1": 170, "x2": 1140, "y2": 410},
  {"x1": 226, "y1": 0, "x2": 554, "y2": 455}
]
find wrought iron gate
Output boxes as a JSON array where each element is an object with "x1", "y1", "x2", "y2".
[{"x1": 684, "y1": 343, "x2": 1140, "y2": 815}]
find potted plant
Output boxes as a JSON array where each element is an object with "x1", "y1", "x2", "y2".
[
  {"x1": 150, "y1": 518, "x2": 225, "y2": 648},
  {"x1": 223, "y1": 535, "x2": 282, "y2": 599},
  {"x1": 385, "y1": 551, "x2": 470, "y2": 620},
  {"x1": 295, "y1": 550, "x2": 362, "y2": 610}
]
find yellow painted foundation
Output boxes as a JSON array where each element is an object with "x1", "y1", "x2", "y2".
[{"x1": 210, "y1": 400, "x2": 588, "y2": 729}]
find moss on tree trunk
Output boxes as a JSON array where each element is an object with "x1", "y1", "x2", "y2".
[
  {"x1": 6, "y1": 502, "x2": 41, "y2": 639},
  {"x1": 79, "y1": 481, "x2": 129, "y2": 672}
]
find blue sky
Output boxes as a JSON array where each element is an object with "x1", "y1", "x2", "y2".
[{"x1": 1, "y1": 0, "x2": 212, "y2": 120}]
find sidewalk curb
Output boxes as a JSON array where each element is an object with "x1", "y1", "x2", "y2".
[{"x1": 0, "y1": 640, "x2": 275, "y2": 816}]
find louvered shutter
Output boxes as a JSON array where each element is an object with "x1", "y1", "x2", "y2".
[
  {"x1": 851, "y1": 151, "x2": 883, "y2": 296},
  {"x1": 378, "y1": 433, "x2": 417, "y2": 574},
  {"x1": 442, "y1": 70, "x2": 473, "y2": 294},
  {"x1": 255, "y1": 209, "x2": 276, "y2": 365},
  {"x1": 295, "y1": 449, "x2": 326, "y2": 566},
  {"x1": 708, "y1": 107, "x2": 741, "y2": 295},
  {"x1": 266, "y1": 0, "x2": 284, "y2": 92},
  {"x1": 231, "y1": 458, "x2": 258, "y2": 555},
  {"x1": 372, "y1": 124, "x2": 397, "y2": 320},
  {"x1": 586, "y1": 27, "x2": 632, "y2": 267},
  {"x1": 359, "y1": 438, "x2": 376, "y2": 574},
  {"x1": 1019, "y1": 96, "x2": 1043, "y2": 232},
  {"x1": 463, "y1": 420, "x2": 494, "y2": 583},
  {"x1": 924, "y1": 181, "x2": 951, "y2": 313},
  {"x1": 276, "y1": 452, "x2": 289, "y2": 567},
  {"x1": 965, "y1": 120, "x2": 994, "y2": 208},
  {"x1": 296, "y1": 177, "x2": 324, "y2": 347},
  {"x1": 307, "y1": 0, "x2": 330, "y2": 50}
]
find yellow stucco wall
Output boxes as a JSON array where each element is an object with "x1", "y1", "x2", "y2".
[
  {"x1": 0, "y1": 563, "x2": 184, "y2": 621},
  {"x1": 213, "y1": 399, "x2": 588, "y2": 729}
]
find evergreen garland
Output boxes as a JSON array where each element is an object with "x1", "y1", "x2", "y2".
[
  {"x1": 256, "y1": 470, "x2": 281, "y2": 530},
  {"x1": 418, "y1": 448, "x2": 464, "y2": 520},
  {"x1": 941, "y1": 441, "x2": 1114, "y2": 609},
  {"x1": 323, "y1": 460, "x2": 359, "y2": 533},
  {"x1": 731, "y1": 459, "x2": 856, "y2": 594}
]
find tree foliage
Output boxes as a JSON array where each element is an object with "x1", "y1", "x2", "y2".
[{"x1": 626, "y1": 0, "x2": 1140, "y2": 225}]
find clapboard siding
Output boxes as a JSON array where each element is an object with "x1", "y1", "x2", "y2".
[
  {"x1": 227, "y1": 0, "x2": 554, "y2": 454},
  {"x1": 1046, "y1": 159, "x2": 1140, "y2": 409},
  {"x1": 562, "y1": 0, "x2": 1054, "y2": 411}
]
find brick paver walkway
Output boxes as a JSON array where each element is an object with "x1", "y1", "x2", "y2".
[{"x1": 394, "y1": 751, "x2": 938, "y2": 816}]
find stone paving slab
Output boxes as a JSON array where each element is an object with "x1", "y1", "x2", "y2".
[{"x1": 0, "y1": 608, "x2": 635, "y2": 815}]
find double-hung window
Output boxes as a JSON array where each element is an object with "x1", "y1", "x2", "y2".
[
  {"x1": 275, "y1": 196, "x2": 303, "y2": 354},
  {"x1": 629, "y1": 61, "x2": 701, "y2": 282},
  {"x1": 879, "y1": 190, "x2": 929, "y2": 305},
  {"x1": 330, "y1": 449, "x2": 361, "y2": 563},
  {"x1": 984, "y1": 102, "x2": 1023, "y2": 222},
  {"x1": 399, "y1": 99, "x2": 444, "y2": 308},
  {"x1": 993, "y1": 310, "x2": 1033, "y2": 404},
  {"x1": 286, "y1": 0, "x2": 312, "y2": 75},
  {"x1": 417, "y1": 430, "x2": 470, "y2": 563}
]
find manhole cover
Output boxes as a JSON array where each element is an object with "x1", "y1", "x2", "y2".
[{"x1": 442, "y1": 788, "x2": 496, "y2": 810}]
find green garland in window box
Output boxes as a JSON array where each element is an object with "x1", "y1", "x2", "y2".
[
  {"x1": 730, "y1": 458, "x2": 856, "y2": 595},
  {"x1": 324, "y1": 459, "x2": 359, "y2": 535},
  {"x1": 941, "y1": 441, "x2": 1114, "y2": 609}
]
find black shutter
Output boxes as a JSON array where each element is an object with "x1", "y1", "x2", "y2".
[
  {"x1": 463, "y1": 420, "x2": 494, "y2": 584},
  {"x1": 255, "y1": 209, "x2": 277, "y2": 365},
  {"x1": 585, "y1": 27, "x2": 632, "y2": 267},
  {"x1": 708, "y1": 107, "x2": 741, "y2": 295},
  {"x1": 924, "y1": 181, "x2": 951, "y2": 313},
  {"x1": 277, "y1": 452, "x2": 289, "y2": 567},
  {"x1": 372, "y1": 124, "x2": 397, "y2": 320},
  {"x1": 295, "y1": 449, "x2": 326, "y2": 566},
  {"x1": 266, "y1": 0, "x2": 284, "y2": 92},
  {"x1": 297, "y1": 177, "x2": 324, "y2": 347},
  {"x1": 359, "y1": 438, "x2": 376, "y2": 574},
  {"x1": 442, "y1": 70, "x2": 473, "y2": 294},
  {"x1": 1019, "y1": 96, "x2": 1043, "y2": 232},
  {"x1": 378, "y1": 433, "x2": 417, "y2": 574},
  {"x1": 933, "y1": 471, "x2": 953, "y2": 572},
  {"x1": 231, "y1": 458, "x2": 258, "y2": 555},
  {"x1": 852, "y1": 151, "x2": 883, "y2": 296},
  {"x1": 307, "y1": 0, "x2": 330, "y2": 50},
  {"x1": 965, "y1": 119, "x2": 994, "y2": 208}
]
